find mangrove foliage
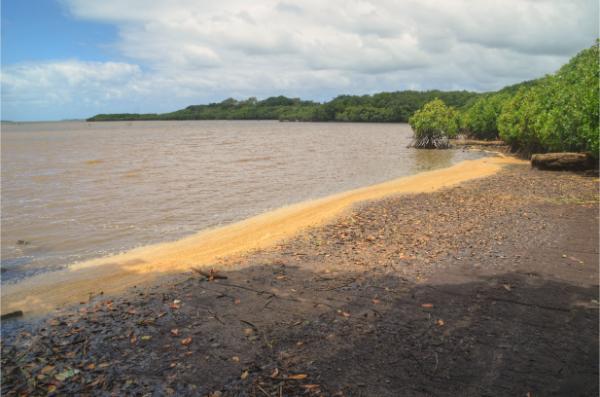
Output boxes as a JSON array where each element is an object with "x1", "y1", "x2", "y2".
[
  {"x1": 408, "y1": 99, "x2": 458, "y2": 149},
  {"x1": 410, "y1": 42, "x2": 599, "y2": 157}
]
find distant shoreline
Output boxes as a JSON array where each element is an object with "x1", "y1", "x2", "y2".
[{"x1": 85, "y1": 90, "x2": 481, "y2": 122}]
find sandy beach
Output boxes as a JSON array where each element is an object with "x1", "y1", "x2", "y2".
[
  {"x1": 2, "y1": 156, "x2": 598, "y2": 396},
  {"x1": 1, "y1": 155, "x2": 520, "y2": 317}
]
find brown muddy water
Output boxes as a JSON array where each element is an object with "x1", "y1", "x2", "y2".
[{"x1": 1, "y1": 120, "x2": 487, "y2": 282}]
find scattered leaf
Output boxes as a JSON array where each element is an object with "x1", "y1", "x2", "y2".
[
  {"x1": 502, "y1": 284, "x2": 512, "y2": 291},
  {"x1": 372, "y1": 299, "x2": 381, "y2": 305},
  {"x1": 240, "y1": 370, "x2": 249, "y2": 380},
  {"x1": 303, "y1": 384, "x2": 320, "y2": 390},
  {"x1": 234, "y1": 299, "x2": 241, "y2": 305},
  {"x1": 231, "y1": 356, "x2": 240, "y2": 363},
  {"x1": 170, "y1": 328, "x2": 179, "y2": 337},
  {"x1": 85, "y1": 363, "x2": 96, "y2": 370},
  {"x1": 270, "y1": 368, "x2": 279, "y2": 378},
  {"x1": 48, "y1": 385, "x2": 57, "y2": 393},
  {"x1": 337, "y1": 309, "x2": 350, "y2": 318},
  {"x1": 89, "y1": 375, "x2": 105, "y2": 387},
  {"x1": 436, "y1": 319, "x2": 445, "y2": 326},
  {"x1": 141, "y1": 335, "x2": 152, "y2": 341},
  {"x1": 55, "y1": 368, "x2": 80, "y2": 381},
  {"x1": 288, "y1": 374, "x2": 308, "y2": 380},
  {"x1": 181, "y1": 337, "x2": 192, "y2": 346},
  {"x1": 421, "y1": 303, "x2": 434, "y2": 309},
  {"x1": 41, "y1": 365, "x2": 55, "y2": 374}
]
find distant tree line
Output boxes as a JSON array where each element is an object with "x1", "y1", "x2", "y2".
[
  {"x1": 87, "y1": 91, "x2": 480, "y2": 123},
  {"x1": 88, "y1": 42, "x2": 598, "y2": 158},
  {"x1": 409, "y1": 42, "x2": 599, "y2": 158}
]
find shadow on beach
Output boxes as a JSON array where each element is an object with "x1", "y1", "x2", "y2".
[{"x1": 2, "y1": 265, "x2": 598, "y2": 396}]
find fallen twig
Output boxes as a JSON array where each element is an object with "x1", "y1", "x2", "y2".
[
  {"x1": 191, "y1": 267, "x2": 228, "y2": 281},
  {"x1": 240, "y1": 319, "x2": 259, "y2": 331},
  {"x1": 216, "y1": 282, "x2": 274, "y2": 297},
  {"x1": 206, "y1": 308, "x2": 225, "y2": 325},
  {"x1": 256, "y1": 384, "x2": 271, "y2": 397},
  {"x1": 319, "y1": 278, "x2": 357, "y2": 291}
]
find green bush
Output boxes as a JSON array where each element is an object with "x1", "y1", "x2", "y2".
[
  {"x1": 497, "y1": 42, "x2": 599, "y2": 157},
  {"x1": 409, "y1": 99, "x2": 459, "y2": 148},
  {"x1": 497, "y1": 86, "x2": 544, "y2": 153},
  {"x1": 461, "y1": 94, "x2": 509, "y2": 140}
]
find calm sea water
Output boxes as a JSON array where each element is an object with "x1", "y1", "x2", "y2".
[{"x1": 1, "y1": 120, "x2": 487, "y2": 281}]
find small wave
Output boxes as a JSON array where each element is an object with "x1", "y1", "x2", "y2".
[
  {"x1": 123, "y1": 169, "x2": 143, "y2": 178},
  {"x1": 235, "y1": 156, "x2": 274, "y2": 163},
  {"x1": 215, "y1": 140, "x2": 240, "y2": 146}
]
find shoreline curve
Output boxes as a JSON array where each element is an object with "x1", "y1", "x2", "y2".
[{"x1": 1, "y1": 155, "x2": 524, "y2": 317}]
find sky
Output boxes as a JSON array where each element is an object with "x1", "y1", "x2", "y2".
[{"x1": 1, "y1": 0, "x2": 598, "y2": 121}]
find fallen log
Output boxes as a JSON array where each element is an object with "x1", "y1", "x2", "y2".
[{"x1": 531, "y1": 152, "x2": 595, "y2": 171}]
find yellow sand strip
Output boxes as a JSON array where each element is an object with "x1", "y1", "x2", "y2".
[{"x1": 1, "y1": 156, "x2": 523, "y2": 316}]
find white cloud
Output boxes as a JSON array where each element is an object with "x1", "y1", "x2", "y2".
[
  {"x1": 2, "y1": 0, "x2": 598, "y2": 120},
  {"x1": 1, "y1": 61, "x2": 145, "y2": 120}
]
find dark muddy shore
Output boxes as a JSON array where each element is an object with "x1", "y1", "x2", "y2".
[{"x1": 2, "y1": 163, "x2": 598, "y2": 396}]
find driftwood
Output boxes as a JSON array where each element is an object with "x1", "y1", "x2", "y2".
[{"x1": 531, "y1": 153, "x2": 595, "y2": 171}]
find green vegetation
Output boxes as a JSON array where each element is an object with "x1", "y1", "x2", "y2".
[
  {"x1": 412, "y1": 42, "x2": 599, "y2": 157},
  {"x1": 497, "y1": 42, "x2": 599, "y2": 156},
  {"x1": 460, "y1": 93, "x2": 511, "y2": 140},
  {"x1": 87, "y1": 91, "x2": 479, "y2": 123},
  {"x1": 408, "y1": 99, "x2": 459, "y2": 148}
]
